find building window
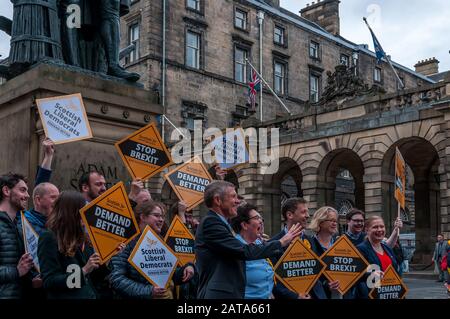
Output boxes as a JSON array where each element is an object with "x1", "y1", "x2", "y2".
[
  {"x1": 186, "y1": 31, "x2": 200, "y2": 69},
  {"x1": 310, "y1": 41, "x2": 319, "y2": 59},
  {"x1": 187, "y1": 0, "x2": 200, "y2": 11},
  {"x1": 274, "y1": 25, "x2": 285, "y2": 46},
  {"x1": 340, "y1": 54, "x2": 349, "y2": 67},
  {"x1": 234, "y1": 47, "x2": 249, "y2": 83},
  {"x1": 310, "y1": 74, "x2": 320, "y2": 102},
  {"x1": 235, "y1": 8, "x2": 247, "y2": 30},
  {"x1": 231, "y1": 105, "x2": 249, "y2": 127},
  {"x1": 374, "y1": 67, "x2": 382, "y2": 82},
  {"x1": 274, "y1": 61, "x2": 286, "y2": 95},
  {"x1": 181, "y1": 102, "x2": 207, "y2": 131},
  {"x1": 128, "y1": 23, "x2": 140, "y2": 63}
]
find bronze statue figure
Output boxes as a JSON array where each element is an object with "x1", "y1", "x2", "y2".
[{"x1": 1, "y1": 0, "x2": 140, "y2": 82}]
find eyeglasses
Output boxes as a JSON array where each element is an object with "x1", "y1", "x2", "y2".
[
  {"x1": 351, "y1": 219, "x2": 364, "y2": 224},
  {"x1": 247, "y1": 215, "x2": 264, "y2": 222}
]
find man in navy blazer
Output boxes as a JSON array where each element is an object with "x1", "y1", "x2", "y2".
[{"x1": 195, "y1": 181, "x2": 302, "y2": 299}]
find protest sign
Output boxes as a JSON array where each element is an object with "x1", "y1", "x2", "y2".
[
  {"x1": 79, "y1": 182, "x2": 140, "y2": 263},
  {"x1": 369, "y1": 265, "x2": 408, "y2": 299},
  {"x1": 36, "y1": 93, "x2": 92, "y2": 144},
  {"x1": 115, "y1": 122, "x2": 173, "y2": 180},
  {"x1": 128, "y1": 225, "x2": 179, "y2": 289},
  {"x1": 274, "y1": 238, "x2": 326, "y2": 295},
  {"x1": 394, "y1": 147, "x2": 406, "y2": 209},
  {"x1": 164, "y1": 215, "x2": 195, "y2": 266},
  {"x1": 320, "y1": 236, "x2": 369, "y2": 294},
  {"x1": 209, "y1": 128, "x2": 251, "y2": 170},
  {"x1": 164, "y1": 156, "x2": 212, "y2": 211},
  {"x1": 21, "y1": 212, "x2": 40, "y2": 272}
]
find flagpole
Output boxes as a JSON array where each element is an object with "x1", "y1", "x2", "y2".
[
  {"x1": 258, "y1": 11, "x2": 264, "y2": 122},
  {"x1": 363, "y1": 17, "x2": 405, "y2": 89},
  {"x1": 245, "y1": 58, "x2": 292, "y2": 116}
]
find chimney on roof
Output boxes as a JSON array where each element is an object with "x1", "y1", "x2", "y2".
[
  {"x1": 414, "y1": 57, "x2": 440, "y2": 76},
  {"x1": 300, "y1": 0, "x2": 340, "y2": 36}
]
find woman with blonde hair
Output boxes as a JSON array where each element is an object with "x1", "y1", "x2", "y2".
[
  {"x1": 356, "y1": 215, "x2": 399, "y2": 298},
  {"x1": 306, "y1": 206, "x2": 341, "y2": 299}
]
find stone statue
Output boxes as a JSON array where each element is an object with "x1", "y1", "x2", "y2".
[{"x1": 0, "y1": 0, "x2": 140, "y2": 82}]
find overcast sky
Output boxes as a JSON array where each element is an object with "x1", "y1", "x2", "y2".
[
  {"x1": 280, "y1": 0, "x2": 450, "y2": 72},
  {"x1": 1, "y1": 1, "x2": 449, "y2": 72}
]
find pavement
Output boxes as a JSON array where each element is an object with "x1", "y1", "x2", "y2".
[{"x1": 403, "y1": 277, "x2": 449, "y2": 299}]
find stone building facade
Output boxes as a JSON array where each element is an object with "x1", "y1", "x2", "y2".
[{"x1": 120, "y1": 0, "x2": 449, "y2": 261}]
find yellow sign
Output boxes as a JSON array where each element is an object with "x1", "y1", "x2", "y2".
[
  {"x1": 79, "y1": 182, "x2": 140, "y2": 264},
  {"x1": 369, "y1": 265, "x2": 408, "y2": 299},
  {"x1": 320, "y1": 236, "x2": 369, "y2": 294},
  {"x1": 164, "y1": 156, "x2": 213, "y2": 211},
  {"x1": 115, "y1": 122, "x2": 173, "y2": 180},
  {"x1": 273, "y1": 238, "x2": 326, "y2": 295},
  {"x1": 128, "y1": 225, "x2": 179, "y2": 289},
  {"x1": 394, "y1": 147, "x2": 406, "y2": 209},
  {"x1": 164, "y1": 215, "x2": 195, "y2": 266}
]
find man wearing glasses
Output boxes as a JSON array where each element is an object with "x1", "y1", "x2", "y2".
[{"x1": 344, "y1": 208, "x2": 403, "y2": 248}]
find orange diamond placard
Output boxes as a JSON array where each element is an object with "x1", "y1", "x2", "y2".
[
  {"x1": 164, "y1": 215, "x2": 195, "y2": 266},
  {"x1": 80, "y1": 182, "x2": 140, "y2": 264},
  {"x1": 115, "y1": 122, "x2": 173, "y2": 180},
  {"x1": 369, "y1": 265, "x2": 408, "y2": 299},
  {"x1": 274, "y1": 238, "x2": 326, "y2": 295},
  {"x1": 164, "y1": 156, "x2": 213, "y2": 211},
  {"x1": 320, "y1": 235, "x2": 370, "y2": 295}
]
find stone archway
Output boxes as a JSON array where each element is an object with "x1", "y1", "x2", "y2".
[
  {"x1": 262, "y1": 157, "x2": 303, "y2": 235},
  {"x1": 381, "y1": 137, "x2": 440, "y2": 263},
  {"x1": 317, "y1": 148, "x2": 365, "y2": 211}
]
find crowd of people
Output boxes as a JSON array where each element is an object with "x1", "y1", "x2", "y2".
[{"x1": 1, "y1": 139, "x2": 448, "y2": 300}]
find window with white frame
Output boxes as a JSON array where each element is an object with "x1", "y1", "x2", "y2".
[
  {"x1": 274, "y1": 25, "x2": 285, "y2": 45},
  {"x1": 128, "y1": 23, "x2": 140, "y2": 63},
  {"x1": 186, "y1": 31, "x2": 200, "y2": 69},
  {"x1": 310, "y1": 41, "x2": 319, "y2": 59},
  {"x1": 235, "y1": 8, "x2": 247, "y2": 30},
  {"x1": 234, "y1": 47, "x2": 248, "y2": 83},
  {"x1": 310, "y1": 74, "x2": 320, "y2": 102},
  {"x1": 187, "y1": 0, "x2": 200, "y2": 11},
  {"x1": 274, "y1": 61, "x2": 286, "y2": 94},
  {"x1": 374, "y1": 67, "x2": 382, "y2": 82}
]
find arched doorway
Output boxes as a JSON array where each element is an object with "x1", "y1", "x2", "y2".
[
  {"x1": 262, "y1": 157, "x2": 302, "y2": 235},
  {"x1": 381, "y1": 137, "x2": 440, "y2": 264},
  {"x1": 317, "y1": 148, "x2": 365, "y2": 215}
]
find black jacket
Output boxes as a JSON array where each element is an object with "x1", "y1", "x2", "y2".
[
  {"x1": 110, "y1": 237, "x2": 193, "y2": 299},
  {"x1": 37, "y1": 230, "x2": 97, "y2": 299},
  {"x1": 195, "y1": 211, "x2": 283, "y2": 299},
  {"x1": 0, "y1": 211, "x2": 28, "y2": 299},
  {"x1": 356, "y1": 240, "x2": 399, "y2": 299}
]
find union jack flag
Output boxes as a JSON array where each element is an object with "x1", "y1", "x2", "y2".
[{"x1": 247, "y1": 68, "x2": 261, "y2": 112}]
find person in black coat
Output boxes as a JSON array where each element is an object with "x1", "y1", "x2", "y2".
[
  {"x1": 269, "y1": 197, "x2": 311, "y2": 299},
  {"x1": 0, "y1": 173, "x2": 34, "y2": 299},
  {"x1": 356, "y1": 215, "x2": 400, "y2": 299},
  {"x1": 195, "y1": 181, "x2": 302, "y2": 299},
  {"x1": 110, "y1": 200, "x2": 195, "y2": 299},
  {"x1": 38, "y1": 191, "x2": 101, "y2": 299}
]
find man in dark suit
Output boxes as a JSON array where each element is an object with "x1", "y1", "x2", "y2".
[
  {"x1": 195, "y1": 181, "x2": 301, "y2": 299},
  {"x1": 270, "y1": 197, "x2": 311, "y2": 299}
]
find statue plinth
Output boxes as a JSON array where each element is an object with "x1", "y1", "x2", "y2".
[{"x1": 0, "y1": 62, "x2": 161, "y2": 190}]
